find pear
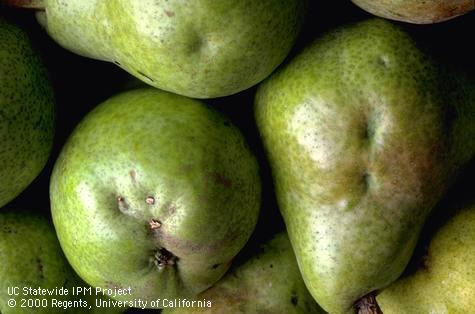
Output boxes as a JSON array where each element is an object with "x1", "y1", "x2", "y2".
[
  {"x1": 254, "y1": 18, "x2": 475, "y2": 313},
  {"x1": 162, "y1": 232, "x2": 324, "y2": 314},
  {"x1": 28, "y1": 0, "x2": 305, "y2": 98},
  {"x1": 49, "y1": 88, "x2": 261, "y2": 309},
  {"x1": 351, "y1": 0, "x2": 474, "y2": 24},
  {"x1": 377, "y1": 202, "x2": 475, "y2": 313},
  {"x1": 0, "y1": 209, "x2": 123, "y2": 314},
  {"x1": 0, "y1": 16, "x2": 55, "y2": 208}
]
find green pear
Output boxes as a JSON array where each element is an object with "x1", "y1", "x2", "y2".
[
  {"x1": 351, "y1": 0, "x2": 474, "y2": 24},
  {"x1": 254, "y1": 18, "x2": 475, "y2": 313},
  {"x1": 0, "y1": 17, "x2": 55, "y2": 208},
  {"x1": 50, "y1": 88, "x2": 261, "y2": 309},
  {"x1": 377, "y1": 202, "x2": 475, "y2": 313},
  {"x1": 31, "y1": 0, "x2": 305, "y2": 98},
  {"x1": 0, "y1": 209, "x2": 123, "y2": 314},
  {"x1": 162, "y1": 232, "x2": 324, "y2": 314},
  {"x1": 0, "y1": 209, "x2": 77, "y2": 313}
]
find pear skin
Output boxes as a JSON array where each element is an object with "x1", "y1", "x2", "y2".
[
  {"x1": 0, "y1": 17, "x2": 55, "y2": 208},
  {"x1": 0, "y1": 209, "x2": 123, "y2": 314},
  {"x1": 36, "y1": 0, "x2": 305, "y2": 98},
  {"x1": 377, "y1": 202, "x2": 475, "y2": 313},
  {"x1": 162, "y1": 232, "x2": 324, "y2": 314},
  {"x1": 351, "y1": 0, "x2": 474, "y2": 24},
  {"x1": 255, "y1": 18, "x2": 475, "y2": 313},
  {"x1": 50, "y1": 88, "x2": 261, "y2": 308}
]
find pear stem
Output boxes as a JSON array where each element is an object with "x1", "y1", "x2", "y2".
[
  {"x1": 354, "y1": 292, "x2": 383, "y2": 314},
  {"x1": 1, "y1": 0, "x2": 45, "y2": 10}
]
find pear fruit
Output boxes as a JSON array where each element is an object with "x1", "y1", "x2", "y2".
[
  {"x1": 33, "y1": 0, "x2": 305, "y2": 98},
  {"x1": 50, "y1": 88, "x2": 261, "y2": 309},
  {"x1": 0, "y1": 209, "x2": 77, "y2": 313},
  {"x1": 0, "y1": 209, "x2": 122, "y2": 314},
  {"x1": 255, "y1": 18, "x2": 475, "y2": 313},
  {"x1": 377, "y1": 202, "x2": 475, "y2": 313},
  {"x1": 0, "y1": 17, "x2": 55, "y2": 208},
  {"x1": 162, "y1": 232, "x2": 324, "y2": 314},
  {"x1": 351, "y1": 0, "x2": 474, "y2": 24}
]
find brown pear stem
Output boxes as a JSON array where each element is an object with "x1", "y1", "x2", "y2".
[
  {"x1": 354, "y1": 292, "x2": 383, "y2": 314},
  {"x1": 1, "y1": 0, "x2": 45, "y2": 9}
]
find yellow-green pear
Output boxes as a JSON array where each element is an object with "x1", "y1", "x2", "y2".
[{"x1": 377, "y1": 202, "x2": 475, "y2": 313}]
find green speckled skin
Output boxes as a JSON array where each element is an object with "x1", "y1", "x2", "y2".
[
  {"x1": 378, "y1": 203, "x2": 475, "y2": 313},
  {"x1": 0, "y1": 17, "x2": 55, "y2": 208},
  {"x1": 50, "y1": 88, "x2": 261, "y2": 308},
  {"x1": 0, "y1": 210, "x2": 79, "y2": 314},
  {"x1": 40, "y1": 0, "x2": 305, "y2": 98},
  {"x1": 254, "y1": 19, "x2": 475, "y2": 314},
  {"x1": 163, "y1": 232, "x2": 324, "y2": 314},
  {"x1": 0, "y1": 209, "x2": 124, "y2": 314},
  {"x1": 351, "y1": 0, "x2": 474, "y2": 24}
]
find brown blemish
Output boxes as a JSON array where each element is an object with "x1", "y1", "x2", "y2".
[
  {"x1": 167, "y1": 203, "x2": 177, "y2": 215},
  {"x1": 117, "y1": 196, "x2": 129, "y2": 212},
  {"x1": 145, "y1": 196, "x2": 155, "y2": 205},
  {"x1": 129, "y1": 170, "x2": 137, "y2": 182},
  {"x1": 429, "y1": 0, "x2": 474, "y2": 23},
  {"x1": 212, "y1": 172, "x2": 232, "y2": 188},
  {"x1": 149, "y1": 219, "x2": 162, "y2": 230},
  {"x1": 102, "y1": 281, "x2": 124, "y2": 293},
  {"x1": 164, "y1": 10, "x2": 175, "y2": 17},
  {"x1": 155, "y1": 228, "x2": 239, "y2": 255}
]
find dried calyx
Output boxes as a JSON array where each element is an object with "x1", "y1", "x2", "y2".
[{"x1": 152, "y1": 248, "x2": 177, "y2": 270}]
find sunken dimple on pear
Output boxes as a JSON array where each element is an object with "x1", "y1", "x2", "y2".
[{"x1": 255, "y1": 18, "x2": 475, "y2": 313}]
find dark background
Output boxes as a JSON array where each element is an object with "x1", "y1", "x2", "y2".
[{"x1": 2, "y1": 1, "x2": 475, "y2": 313}]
